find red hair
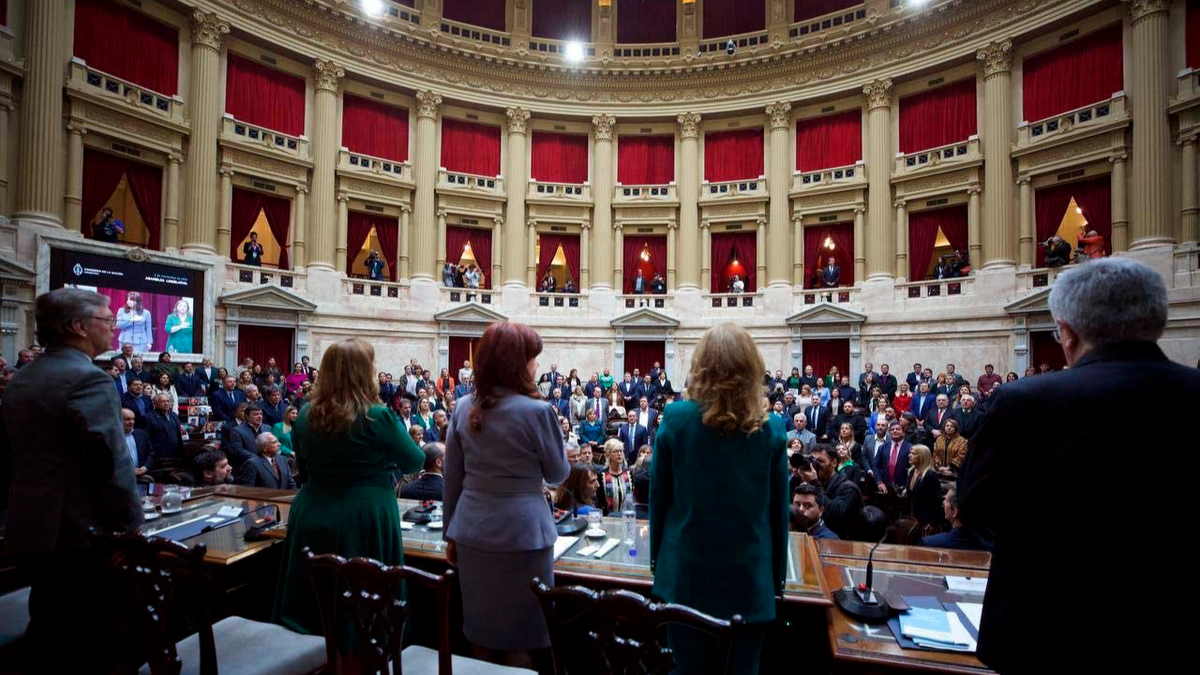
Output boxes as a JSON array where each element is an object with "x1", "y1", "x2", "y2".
[{"x1": 468, "y1": 321, "x2": 543, "y2": 431}]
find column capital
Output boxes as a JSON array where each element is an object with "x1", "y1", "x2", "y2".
[
  {"x1": 967, "y1": 186, "x2": 982, "y2": 195},
  {"x1": 526, "y1": 218, "x2": 537, "y2": 228},
  {"x1": 314, "y1": 59, "x2": 345, "y2": 93},
  {"x1": 1016, "y1": 175, "x2": 1031, "y2": 185},
  {"x1": 337, "y1": 193, "x2": 350, "y2": 204},
  {"x1": 667, "y1": 220, "x2": 678, "y2": 230},
  {"x1": 894, "y1": 199, "x2": 907, "y2": 209},
  {"x1": 297, "y1": 185, "x2": 310, "y2": 194},
  {"x1": 863, "y1": 78, "x2": 893, "y2": 111},
  {"x1": 700, "y1": 219, "x2": 711, "y2": 230},
  {"x1": 765, "y1": 101, "x2": 792, "y2": 130},
  {"x1": 1178, "y1": 135, "x2": 1198, "y2": 147},
  {"x1": 416, "y1": 90, "x2": 443, "y2": 119},
  {"x1": 66, "y1": 123, "x2": 88, "y2": 136},
  {"x1": 493, "y1": 215, "x2": 504, "y2": 226},
  {"x1": 976, "y1": 40, "x2": 1013, "y2": 77},
  {"x1": 755, "y1": 217, "x2": 767, "y2": 227},
  {"x1": 219, "y1": 166, "x2": 235, "y2": 178},
  {"x1": 1110, "y1": 152, "x2": 1130, "y2": 163},
  {"x1": 677, "y1": 112, "x2": 702, "y2": 139},
  {"x1": 191, "y1": 11, "x2": 230, "y2": 50},
  {"x1": 1122, "y1": 0, "x2": 1170, "y2": 22},
  {"x1": 591, "y1": 114, "x2": 617, "y2": 140},
  {"x1": 792, "y1": 215, "x2": 802, "y2": 225},
  {"x1": 436, "y1": 209, "x2": 447, "y2": 219},
  {"x1": 854, "y1": 206, "x2": 866, "y2": 215},
  {"x1": 506, "y1": 107, "x2": 532, "y2": 134},
  {"x1": 398, "y1": 202, "x2": 409, "y2": 212},
  {"x1": 168, "y1": 153, "x2": 182, "y2": 165}
]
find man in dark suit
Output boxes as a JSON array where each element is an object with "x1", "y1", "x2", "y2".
[
  {"x1": 617, "y1": 372, "x2": 637, "y2": 402},
  {"x1": 121, "y1": 407, "x2": 154, "y2": 479},
  {"x1": 958, "y1": 258, "x2": 1199, "y2": 673},
  {"x1": 549, "y1": 387, "x2": 570, "y2": 419},
  {"x1": 618, "y1": 409, "x2": 649, "y2": 465},
  {"x1": 876, "y1": 364, "x2": 898, "y2": 399},
  {"x1": 955, "y1": 394, "x2": 983, "y2": 439},
  {"x1": 423, "y1": 410, "x2": 448, "y2": 443},
  {"x1": 836, "y1": 376, "x2": 858, "y2": 408},
  {"x1": 923, "y1": 393, "x2": 958, "y2": 444},
  {"x1": 634, "y1": 396, "x2": 660, "y2": 444},
  {"x1": 210, "y1": 375, "x2": 246, "y2": 422},
  {"x1": 648, "y1": 362, "x2": 663, "y2": 382},
  {"x1": 872, "y1": 421, "x2": 911, "y2": 495},
  {"x1": 174, "y1": 361, "x2": 204, "y2": 397},
  {"x1": 196, "y1": 357, "x2": 219, "y2": 392},
  {"x1": 220, "y1": 402, "x2": 247, "y2": 449},
  {"x1": 905, "y1": 363, "x2": 924, "y2": 393},
  {"x1": 453, "y1": 375, "x2": 474, "y2": 400},
  {"x1": 910, "y1": 381, "x2": 937, "y2": 423},
  {"x1": 583, "y1": 372, "x2": 603, "y2": 399},
  {"x1": 944, "y1": 363, "x2": 966, "y2": 390},
  {"x1": 225, "y1": 404, "x2": 268, "y2": 471},
  {"x1": 821, "y1": 256, "x2": 840, "y2": 288},
  {"x1": 803, "y1": 394, "x2": 831, "y2": 442},
  {"x1": 3, "y1": 289, "x2": 141, "y2": 672},
  {"x1": 144, "y1": 392, "x2": 184, "y2": 461},
  {"x1": 400, "y1": 444, "x2": 445, "y2": 501},
  {"x1": 798, "y1": 364, "x2": 818, "y2": 390},
  {"x1": 126, "y1": 355, "x2": 153, "y2": 385},
  {"x1": 857, "y1": 362, "x2": 878, "y2": 392},
  {"x1": 830, "y1": 399, "x2": 867, "y2": 443},
  {"x1": 260, "y1": 386, "x2": 288, "y2": 427},
  {"x1": 632, "y1": 269, "x2": 647, "y2": 294},
  {"x1": 121, "y1": 378, "x2": 153, "y2": 429},
  {"x1": 112, "y1": 356, "x2": 131, "y2": 395},
  {"x1": 636, "y1": 374, "x2": 658, "y2": 404},
  {"x1": 585, "y1": 387, "x2": 609, "y2": 423},
  {"x1": 236, "y1": 431, "x2": 296, "y2": 490}
]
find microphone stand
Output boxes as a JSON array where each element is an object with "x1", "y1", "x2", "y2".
[
  {"x1": 555, "y1": 487, "x2": 587, "y2": 536},
  {"x1": 833, "y1": 526, "x2": 895, "y2": 623}
]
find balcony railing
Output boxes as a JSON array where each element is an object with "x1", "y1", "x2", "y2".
[
  {"x1": 792, "y1": 162, "x2": 865, "y2": 192},
  {"x1": 611, "y1": 41, "x2": 682, "y2": 62},
  {"x1": 789, "y1": 4, "x2": 868, "y2": 41},
  {"x1": 437, "y1": 169, "x2": 505, "y2": 197},
  {"x1": 697, "y1": 29, "x2": 771, "y2": 58},
  {"x1": 1016, "y1": 93, "x2": 1128, "y2": 149},
  {"x1": 527, "y1": 180, "x2": 592, "y2": 202},
  {"x1": 68, "y1": 58, "x2": 185, "y2": 126},
  {"x1": 894, "y1": 136, "x2": 980, "y2": 176},
  {"x1": 438, "y1": 16, "x2": 509, "y2": 48},
  {"x1": 526, "y1": 36, "x2": 596, "y2": 61},
  {"x1": 895, "y1": 276, "x2": 976, "y2": 301},
  {"x1": 701, "y1": 178, "x2": 766, "y2": 200},
  {"x1": 375, "y1": 0, "x2": 421, "y2": 27},
  {"x1": 799, "y1": 285, "x2": 860, "y2": 306},
  {"x1": 534, "y1": 292, "x2": 586, "y2": 310},
  {"x1": 221, "y1": 115, "x2": 309, "y2": 160},
  {"x1": 1016, "y1": 266, "x2": 1063, "y2": 291},
  {"x1": 346, "y1": 277, "x2": 405, "y2": 299},
  {"x1": 338, "y1": 149, "x2": 414, "y2": 184},
  {"x1": 439, "y1": 285, "x2": 496, "y2": 305},
  {"x1": 1177, "y1": 68, "x2": 1200, "y2": 105},
  {"x1": 705, "y1": 292, "x2": 759, "y2": 308},
  {"x1": 618, "y1": 294, "x2": 671, "y2": 311},
  {"x1": 225, "y1": 263, "x2": 306, "y2": 291},
  {"x1": 615, "y1": 183, "x2": 678, "y2": 203}
]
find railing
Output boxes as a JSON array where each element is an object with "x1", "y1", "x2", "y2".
[
  {"x1": 67, "y1": 59, "x2": 185, "y2": 125},
  {"x1": 345, "y1": 277, "x2": 406, "y2": 299},
  {"x1": 1016, "y1": 93, "x2": 1127, "y2": 149},
  {"x1": 338, "y1": 149, "x2": 414, "y2": 183},
  {"x1": 1016, "y1": 266, "x2": 1063, "y2": 291},
  {"x1": 701, "y1": 178, "x2": 766, "y2": 199},
  {"x1": 895, "y1": 276, "x2": 976, "y2": 301},
  {"x1": 526, "y1": 36, "x2": 596, "y2": 61},
  {"x1": 439, "y1": 285, "x2": 496, "y2": 305},
  {"x1": 792, "y1": 161, "x2": 865, "y2": 192},
  {"x1": 225, "y1": 263, "x2": 306, "y2": 291},
  {"x1": 437, "y1": 169, "x2": 505, "y2": 197},
  {"x1": 438, "y1": 16, "x2": 509, "y2": 47},
  {"x1": 0, "y1": 24, "x2": 13, "y2": 64},
  {"x1": 611, "y1": 41, "x2": 682, "y2": 61},
  {"x1": 618, "y1": 294, "x2": 671, "y2": 311},
  {"x1": 527, "y1": 180, "x2": 592, "y2": 202},
  {"x1": 1173, "y1": 242, "x2": 1200, "y2": 289},
  {"x1": 222, "y1": 115, "x2": 309, "y2": 160},
  {"x1": 798, "y1": 285, "x2": 861, "y2": 305},
  {"x1": 696, "y1": 29, "x2": 772, "y2": 58},
  {"x1": 705, "y1": 292, "x2": 759, "y2": 308},
  {"x1": 615, "y1": 183, "x2": 678, "y2": 203},
  {"x1": 894, "y1": 136, "x2": 980, "y2": 176},
  {"x1": 534, "y1": 292, "x2": 586, "y2": 310},
  {"x1": 375, "y1": 0, "x2": 421, "y2": 27},
  {"x1": 1177, "y1": 68, "x2": 1200, "y2": 104},
  {"x1": 789, "y1": 4, "x2": 868, "y2": 41}
]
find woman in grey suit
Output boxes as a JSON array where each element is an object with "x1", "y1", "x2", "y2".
[{"x1": 443, "y1": 320, "x2": 569, "y2": 668}]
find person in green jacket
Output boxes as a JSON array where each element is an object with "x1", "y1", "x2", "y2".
[
  {"x1": 164, "y1": 300, "x2": 193, "y2": 354},
  {"x1": 650, "y1": 323, "x2": 789, "y2": 675},
  {"x1": 273, "y1": 338, "x2": 425, "y2": 643},
  {"x1": 272, "y1": 405, "x2": 298, "y2": 455}
]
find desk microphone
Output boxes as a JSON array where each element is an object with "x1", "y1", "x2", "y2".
[
  {"x1": 554, "y1": 488, "x2": 587, "y2": 536},
  {"x1": 834, "y1": 526, "x2": 894, "y2": 623}
]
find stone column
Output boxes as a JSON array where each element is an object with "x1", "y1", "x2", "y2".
[
  {"x1": 700, "y1": 220, "x2": 712, "y2": 292},
  {"x1": 677, "y1": 113, "x2": 702, "y2": 290},
  {"x1": 0, "y1": 102, "x2": 11, "y2": 213},
  {"x1": 666, "y1": 221, "x2": 678, "y2": 290},
  {"x1": 977, "y1": 40, "x2": 1016, "y2": 268},
  {"x1": 613, "y1": 223, "x2": 625, "y2": 291},
  {"x1": 292, "y1": 187, "x2": 308, "y2": 268},
  {"x1": 1110, "y1": 153, "x2": 1129, "y2": 252},
  {"x1": 579, "y1": 223, "x2": 591, "y2": 289},
  {"x1": 591, "y1": 114, "x2": 617, "y2": 290},
  {"x1": 14, "y1": 0, "x2": 69, "y2": 227},
  {"x1": 854, "y1": 207, "x2": 866, "y2": 282},
  {"x1": 526, "y1": 219, "x2": 537, "y2": 287},
  {"x1": 792, "y1": 215, "x2": 804, "y2": 285},
  {"x1": 436, "y1": 210, "x2": 447, "y2": 270},
  {"x1": 217, "y1": 168, "x2": 234, "y2": 257},
  {"x1": 863, "y1": 78, "x2": 894, "y2": 280},
  {"x1": 309, "y1": 60, "x2": 344, "y2": 271},
  {"x1": 504, "y1": 107, "x2": 531, "y2": 286},
  {"x1": 63, "y1": 125, "x2": 87, "y2": 234},
  {"x1": 182, "y1": 12, "x2": 230, "y2": 253},
  {"x1": 756, "y1": 217, "x2": 767, "y2": 285},
  {"x1": 398, "y1": 205, "x2": 411, "y2": 281},
  {"x1": 1181, "y1": 137, "x2": 1199, "y2": 245},
  {"x1": 412, "y1": 91, "x2": 442, "y2": 281},
  {"x1": 164, "y1": 156, "x2": 181, "y2": 250},
  {"x1": 1124, "y1": 0, "x2": 1173, "y2": 248},
  {"x1": 967, "y1": 187, "x2": 982, "y2": 265},
  {"x1": 335, "y1": 194, "x2": 349, "y2": 273},
  {"x1": 1018, "y1": 177, "x2": 1033, "y2": 268},
  {"x1": 491, "y1": 215, "x2": 504, "y2": 284},
  {"x1": 894, "y1": 200, "x2": 908, "y2": 281},
  {"x1": 766, "y1": 101, "x2": 793, "y2": 286}
]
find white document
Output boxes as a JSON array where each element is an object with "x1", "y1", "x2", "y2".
[
  {"x1": 553, "y1": 536, "x2": 579, "y2": 560},
  {"x1": 400, "y1": 521, "x2": 415, "y2": 530},
  {"x1": 594, "y1": 538, "x2": 621, "y2": 559},
  {"x1": 956, "y1": 602, "x2": 984, "y2": 633},
  {"x1": 945, "y1": 575, "x2": 988, "y2": 594}
]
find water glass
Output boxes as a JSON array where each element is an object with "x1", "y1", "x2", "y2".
[{"x1": 162, "y1": 485, "x2": 182, "y2": 512}]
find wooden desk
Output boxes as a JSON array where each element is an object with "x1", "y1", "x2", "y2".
[
  {"x1": 819, "y1": 539, "x2": 994, "y2": 674},
  {"x1": 138, "y1": 491, "x2": 294, "y2": 565}
]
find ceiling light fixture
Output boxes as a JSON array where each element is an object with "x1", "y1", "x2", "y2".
[
  {"x1": 564, "y1": 41, "x2": 586, "y2": 64},
  {"x1": 361, "y1": 0, "x2": 385, "y2": 19}
]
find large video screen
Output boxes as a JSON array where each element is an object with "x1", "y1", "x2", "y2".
[{"x1": 49, "y1": 248, "x2": 205, "y2": 355}]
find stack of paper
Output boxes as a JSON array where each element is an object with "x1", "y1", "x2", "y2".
[
  {"x1": 553, "y1": 536, "x2": 579, "y2": 560},
  {"x1": 897, "y1": 607, "x2": 977, "y2": 653}
]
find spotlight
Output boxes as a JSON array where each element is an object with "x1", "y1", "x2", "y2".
[
  {"x1": 361, "y1": 0, "x2": 385, "y2": 18},
  {"x1": 1075, "y1": 206, "x2": 1083, "y2": 214},
  {"x1": 725, "y1": 39, "x2": 737, "y2": 56},
  {"x1": 909, "y1": 0, "x2": 930, "y2": 7},
  {"x1": 564, "y1": 41, "x2": 585, "y2": 64}
]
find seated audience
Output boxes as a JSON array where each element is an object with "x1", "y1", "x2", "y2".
[
  {"x1": 919, "y1": 485, "x2": 990, "y2": 551},
  {"x1": 400, "y1": 443, "x2": 445, "y2": 501},
  {"x1": 192, "y1": 446, "x2": 232, "y2": 486},
  {"x1": 791, "y1": 483, "x2": 839, "y2": 539},
  {"x1": 600, "y1": 438, "x2": 632, "y2": 515},
  {"x1": 554, "y1": 463, "x2": 600, "y2": 515},
  {"x1": 237, "y1": 431, "x2": 296, "y2": 490}
]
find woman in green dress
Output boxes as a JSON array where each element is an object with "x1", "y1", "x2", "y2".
[
  {"x1": 650, "y1": 323, "x2": 789, "y2": 675},
  {"x1": 164, "y1": 300, "x2": 193, "y2": 354},
  {"x1": 273, "y1": 338, "x2": 425, "y2": 639},
  {"x1": 272, "y1": 405, "x2": 299, "y2": 455}
]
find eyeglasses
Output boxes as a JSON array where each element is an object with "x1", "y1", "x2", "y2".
[{"x1": 90, "y1": 315, "x2": 117, "y2": 326}]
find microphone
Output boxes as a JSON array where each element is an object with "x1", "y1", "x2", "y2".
[
  {"x1": 554, "y1": 487, "x2": 587, "y2": 536},
  {"x1": 833, "y1": 526, "x2": 895, "y2": 623}
]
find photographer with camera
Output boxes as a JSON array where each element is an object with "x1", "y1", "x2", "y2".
[
  {"x1": 90, "y1": 207, "x2": 125, "y2": 243},
  {"x1": 1040, "y1": 235, "x2": 1072, "y2": 268}
]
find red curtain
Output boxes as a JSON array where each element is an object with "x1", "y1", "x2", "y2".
[
  {"x1": 125, "y1": 161, "x2": 163, "y2": 252},
  {"x1": 74, "y1": 0, "x2": 179, "y2": 95},
  {"x1": 1034, "y1": 177, "x2": 1112, "y2": 265},
  {"x1": 618, "y1": 0, "x2": 676, "y2": 43},
  {"x1": 711, "y1": 231, "x2": 757, "y2": 292},
  {"x1": 448, "y1": 336, "x2": 480, "y2": 371},
  {"x1": 1034, "y1": 183, "x2": 1074, "y2": 268},
  {"x1": 1, "y1": 1, "x2": 6, "y2": 26},
  {"x1": 803, "y1": 222, "x2": 854, "y2": 289},
  {"x1": 618, "y1": 135, "x2": 675, "y2": 184},
  {"x1": 82, "y1": 149, "x2": 163, "y2": 250},
  {"x1": 342, "y1": 95, "x2": 409, "y2": 163},
  {"x1": 703, "y1": 0, "x2": 766, "y2": 38},
  {"x1": 1030, "y1": 331, "x2": 1067, "y2": 372},
  {"x1": 802, "y1": 338, "x2": 849, "y2": 383},
  {"x1": 225, "y1": 54, "x2": 305, "y2": 137},
  {"x1": 230, "y1": 187, "x2": 291, "y2": 269},
  {"x1": 623, "y1": 236, "x2": 667, "y2": 293},
  {"x1": 444, "y1": 0, "x2": 506, "y2": 31},
  {"x1": 704, "y1": 128, "x2": 764, "y2": 182},
  {"x1": 1023, "y1": 23, "x2": 1123, "y2": 122},
  {"x1": 796, "y1": 110, "x2": 862, "y2": 172},
  {"x1": 531, "y1": 131, "x2": 589, "y2": 184},
  {"x1": 1190, "y1": 1, "x2": 1200, "y2": 69},
  {"x1": 537, "y1": 234, "x2": 582, "y2": 285},
  {"x1": 346, "y1": 211, "x2": 399, "y2": 281},
  {"x1": 97, "y1": 287, "x2": 183, "y2": 352},
  {"x1": 446, "y1": 226, "x2": 493, "y2": 289},
  {"x1": 537, "y1": 234, "x2": 560, "y2": 284},
  {"x1": 238, "y1": 326, "x2": 294, "y2": 370},
  {"x1": 623, "y1": 341, "x2": 665, "y2": 378},
  {"x1": 346, "y1": 211, "x2": 376, "y2": 277},
  {"x1": 374, "y1": 217, "x2": 399, "y2": 282},
  {"x1": 533, "y1": 0, "x2": 591, "y2": 40},
  {"x1": 795, "y1": 0, "x2": 860, "y2": 23},
  {"x1": 560, "y1": 235, "x2": 581, "y2": 287},
  {"x1": 440, "y1": 118, "x2": 501, "y2": 176},
  {"x1": 908, "y1": 206, "x2": 968, "y2": 281},
  {"x1": 899, "y1": 78, "x2": 978, "y2": 154}
]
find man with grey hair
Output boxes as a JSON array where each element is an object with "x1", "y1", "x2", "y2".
[
  {"x1": 958, "y1": 258, "x2": 1200, "y2": 674},
  {"x1": 400, "y1": 442, "x2": 445, "y2": 501},
  {"x1": 3, "y1": 288, "x2": 141, "y2": 671},
  {"x1": 236, "y1": 431, "x2": 295, "y2": 489},
  {"x1": 144, "y1": 390, "x2": 184, "y2": 460}
]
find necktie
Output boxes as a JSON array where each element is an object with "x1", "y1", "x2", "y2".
[
  {"x1": 270, "y1": 457, "x2": 280, "y2": 480},
  {"x1": 595, "y1": 399, "x2": 601, "y2": 416},
  {"x1": 888, "y1": 443, "x2": 900, "y2": 484},
  {"x1": 937, "y1": 410, "x2": 944, "y2": 424}
]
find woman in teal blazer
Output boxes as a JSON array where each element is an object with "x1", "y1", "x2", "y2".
[{"x1": 650, "y1": 323, "x2": 789, "y2": 675}]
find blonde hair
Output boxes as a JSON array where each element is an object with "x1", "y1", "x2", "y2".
[
  {"x1": 306, "y1": 338, "x2": 379, "y2": 436},
  {"x1": 603, "y1": 438, "x2": 626, "y2": 470},
  {"x1": 688, "y1": 323, "x2": 768, "y2": 435},
  {"x1": 908, "y1": 444, "x2": 934, "y2": 490}
]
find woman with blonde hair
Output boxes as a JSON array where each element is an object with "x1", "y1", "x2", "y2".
[
  {"x1": 651, "y1": 323, "x2": 788, "y2": 675},
  {"x1": 600, "y1": 438, "x2": 632, "y2": 515},
  {"x1": 274, "y1": 338, "x2": 425, "y2": 639},
  {"x1": 907, "y1": 444, "x2": 943, "y2": 529}
]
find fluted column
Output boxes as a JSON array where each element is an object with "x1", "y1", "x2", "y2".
[
  {"x1": 182, "y1": 12, "x2": 230, "y2": 252},
  {"x1": 977, "y1": 40, "x2": 1016, "y2": 268},
  {"x1": 491, "y1": 216, "x2": 503, "y2": 283},
  {"x1": 792, "y1": 215, "x2": 804, "y2": 285},
  {"x1": 1110, "y1": 154, "x2": 1129, "y2": 252},
  {"x1": 309, "y1": 60, "x2": 344, "y2": 270},
  {"x1": 436, "y1": 210, "x2": 447, "y2": 270},
  {"x1": 504, "y1": 107, "x2": 531, "y2": 286},
  {"x1": 164, "y1": 156, "x2": 181, "y2": 250},
  {"x1": 967, "y1": 187, "x2": 982, "y2": 265},
  {"x1": 756, "y1": 217, "x2": 767, "y2": 284},
  {"x1": 1124, "y1": 0, "x2": 1173, "y2": 248},
  {"x1": 591, "y1": 114, "x2": 617, "y2": 290},
  {"x1": 853, "y1": 207, "x2": 866, "y2": 282},
  {"x1": 411, "y1": 93, "x2": 442, "y2": 282},
  {"x1": 613, "y1": 223, "x2": 625, "y2": 290},
  {"x1": 700, "y1": 220, "x2": 712, "y2": 292},
  {"x1": 1181, "y1": 137, "x2": 1199, "y2": 245},
  {"x1": 14, "y1": 0, "x2": 69, "y2": 227},
  {"x1": 0, "y1": 102, "x2": 11, "y2": 213},
  {"x1": 579, "y1": 224, "x2": 591, "y2": 288},
  {"x1": 64, "y1": 125, "x2": 87, "y2": 234},
  {"x1": 218, "y1": 168, "x2": 234, "y2": 256},
  {"x1": 677, "y1": 113, "x2": 702, "y2": 290},
  {"x1": 292, "y1": 187, "x2": 308, "y2": 268},
  {"x1": 1018, "y1": 177, "x2": 1033, "y2": 268},
  {"x1": 526, "y1": 219, "x2": 537, "y2": 287},
  {"x1": 766, "y1": 101, "x2": 792, "y2": 286},
  {"x1": 335, "y1": 194, "x2": 349, "y2": 273},
  {"x1": 666, "y1": 221, "x2": 678, "y2": 289},
  {"x1": 863, "y1": 78, "x2": 894, "y2": 280},
  {"x1": 398, "y1": 205, "x2": 411, "y2": 281},
  {"x1": 894, "y1": 200, "x2": 908, "y2": 280}
]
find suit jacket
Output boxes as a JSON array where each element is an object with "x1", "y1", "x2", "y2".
[
  {"x1": 862, "y1": 433, "x2": 888, "y2": 471},
  {"x1": 453, "y1": 384, "x2": 474, "y2": 399},
  {"x1": 617, "y1": 380, "x2": 638, "y2": 401},
  {"x1": 905, "y1": 372, "x2": 923, "y2": 392},
  {"x1": 143, "y1": 410, "x2": 184, "y2": 460},
  {"x1": 174, "y1": 372, "x2": 204, "y2": 397},
  {"x1": 910, "y1": 392, "x2": 937, "y2": 422},
  {"x1": 583, "y1": 380, "x2": 603, "y2": 399},
  {"x1": 126, "y1": 368, "x2": 154, "y2": 385},
  {"x1": 236, "y1": 453, "x2": 296, "y2": 490},
  {"x1": 785, "y1": 428, "x2": 816, "y2": 453},
  {"x1": 2, "y1": 347, "x2": 141, "y2": 554},
  {"x1": 634, "y1": 407, "x2": 660, "y2": 442},
  {"x1": 197, "y1": 365, "x2": 219, "y2": 387},
  {"x1": 871, "y1": 439, "x2": 912, "y2": 490},
  {"x1": 128, "y1": 429, "x2": 153, "y2": 472},
  {"x1": 210, "y1": 387, "x2": 246, "y2": 422},
  {"x1": 821, "y1": 265, "x2": 841, "y2": 287},
  {"x1": 857, "y1": 371, "x2": 878, "y2": 391},
  {"x1": 821, "y1": 470, "x2": 862, "y2": 539},
  {"x1": 422, "y1": 425, "x2": 443, "y2": 443},
  {"x1": 225, "y1": 422, "x2": 266, "y2": 471},
  {"x1": 924, "y1": 406, "x2": 959, "y2": 436},
  {"x1": 550, "y1": 396, "x2": 570, "y2": 419},
  {"x1": 581, "y1": 397, "x2": 610, "y2": 423},
  {"x1": 635, "y1": 382, "x2": 659, "y2": 403},
  {"x1": 618, "y1": 422, "x2": 650, "y2": 464},
  {"x1": 876, "y1": 373, "x2": 898, "y2": 398},
  {"x1": 957, "y1": 341, "x2": 1198, "y2": 673},
  {"x1": 955, "y1": 407, "x2": 984, "y2": 439},
  {"x1": 803, "y1": 405, "x2": 831, "y2": 440},
  {"x1": 260, "y1": 399, "x2": 288, "y2": 427},
  {"x1": 399, "y1": 472, "x2": 444, "y2": 501},
  {"x1": 120, "y1": 391, "x2": 153, "y2": 428}
]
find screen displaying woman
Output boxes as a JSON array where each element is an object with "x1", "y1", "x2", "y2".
[{"x1": 164, "y1": 300, "x2": 193, "y2": 354}]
